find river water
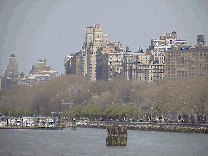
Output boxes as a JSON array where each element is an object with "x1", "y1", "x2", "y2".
[{"x1": 0, "y1": 128, "x2": 207, "y2": 156}]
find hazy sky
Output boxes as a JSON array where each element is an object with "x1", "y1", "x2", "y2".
[{"x1": 0, "y1": 0, "x2": 208, "y2": 75}]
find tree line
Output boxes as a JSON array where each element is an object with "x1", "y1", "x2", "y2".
[
  {"x1": 0, "y1": 74, "x2": 207, "y2": 120},
  {"x1": 63, "y1": 104, "x2": 138, "y2": 120}
]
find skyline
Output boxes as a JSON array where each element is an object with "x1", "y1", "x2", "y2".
[{"x1": 0, "y1": 0, "x2": 208, "y2": 75}]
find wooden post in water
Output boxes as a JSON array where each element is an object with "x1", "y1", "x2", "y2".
[
  {"x1": 106, "y1": 125, "x2": 127, "y2": 146},
  {"x1": 72, "y1": 118, "x2": 76, "y2": 130}
]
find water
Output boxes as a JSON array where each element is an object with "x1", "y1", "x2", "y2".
[{"x1": 0, "y1": 128, "x2": 207, "y2": 156}]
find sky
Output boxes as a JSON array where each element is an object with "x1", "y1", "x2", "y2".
[{"x1": 0, "y1": 0, "x2": 208, "y2": 75}]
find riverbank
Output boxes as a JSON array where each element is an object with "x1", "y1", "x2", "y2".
[
  {"x1": 0, "y1": 126, "x2": 63, "y2": 130},
  {"x1": 1, "y1": 121, "x2": 207, "y2": 134},
  {"x1": 75, "y1": 121, "x2": 208, "y2": 134}
]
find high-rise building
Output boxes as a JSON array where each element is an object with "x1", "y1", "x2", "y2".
[
  {"x1": 1, "y1": 54, "x2": 20, "y2": 88},
  {"x1": 150, "y1": 31, "x2": 187, "y2": 52},
  {"x1": 28, "y1": 59, "x2": 58, "y2": 82},
  {"x1": 5, "y1": 54, "x2": 19, "y2": 79},
  {"x1": 96, "y1": 43, "x2": 124, "y2": 81},
  {"x1": 164, "y1": 46, "x2": 208, "y2": 78},
  {"x1": 71, "y1": 53, "x2": 80, "y2": 75},
  {"x1": 30, "y1": 59, "x2": 50, "y2": 73},
  {"x1": 78, "y1": 24, "x2": 109, "y2": 81},
  {"x1": 64, "y1": 55, "x2": 73, "y2": 75}
]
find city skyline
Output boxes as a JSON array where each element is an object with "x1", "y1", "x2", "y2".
[{"x1": 0, "y1": 0, "x2": 208, "y2": 75}]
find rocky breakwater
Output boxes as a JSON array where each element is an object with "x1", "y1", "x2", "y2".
[
  {"x1": 75, "y1": 120, "x2": 208, "y2": 134},
  {"x1": 127, "y1": 123, "x2": 208, "y2": 134}
]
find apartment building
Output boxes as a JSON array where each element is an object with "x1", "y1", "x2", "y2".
[
  {"x1": 123, "y1": 49, "x2": 165, "y2": 82},
  {"x1": 74, "y1": 24, "x2": 110, "y2": 81},
  {"x1": 79, "y1": 47, "x2": 87, "y2": 77},
  {"x1": 31, "y1": 59, "x2": 50, "y2": 72},
  {"x1": 1, "y1": 54, "x2": 20, "y2": 88},
  {"x1": 64, "y1": 55, "x2": 73, "y2": 75},
  {"x1": 151, "y1": 31, "x2": 187, "y2": 52},
  {"x1": 96, "y1": 44, "x2": 124, "y2": 81},
  {"x1": 5, "y1": 54, "x2": 19, "y2": 79},
  {"x1": 71, "y1": 53, "x2": 80, "y2": 75},
  {"x1": 28, "y1": 59, "x2": 58, "y2": 83},
  {"x1": 87, "y1": 24, "x2": 110, "y2": 81},
  {"x1": 164, "y1": 46, "x2": 208, "y2": 78},
  {"x1": 79, "y1": 26, "x2": 94, "y2": 78},
  {"x1": 65, "y1": 52, "x2": 80, "y2": 75}
]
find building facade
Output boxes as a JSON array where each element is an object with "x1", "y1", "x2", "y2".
[
  {"x1": 96, "y1": 45, "x2": 124, "y2": 81},
  {"x1": 1, "y1": 54, "x2": 20, "y2": 88},
  {"x1": 27, "y1": 59, "x2": 58, "y2": 83},
  {"x1": 164, "y1": 46, "x2": 208, "y2": 78},
  {"x1": 65, "y1": 27, "x2": 207, "y2": 83},
  {"x1": 5, "y1": 54, "x2": 19, "y2": 79},
  {"x1": 151, "y1": 31, "x2": 187, "y2": 52}
]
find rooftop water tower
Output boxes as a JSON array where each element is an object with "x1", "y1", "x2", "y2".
[{"x1": 197, "y1": 35, "x2": 205, "y2": 46}]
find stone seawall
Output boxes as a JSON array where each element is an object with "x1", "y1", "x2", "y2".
[{"x1": 74, "y1": 121, "x2": 208, "y2": 134}]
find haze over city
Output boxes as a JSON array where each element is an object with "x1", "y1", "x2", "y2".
[{"x1": 0, "y1": 0, "x2": 208, "y2": 75}]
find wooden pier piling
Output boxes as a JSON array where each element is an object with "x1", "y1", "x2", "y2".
[
  {"x1": 106, "y1": 125, "x2": 127, "y2": 146},
  {"x1": 72, "y1": 118, "x2": 76, "y2": 130}
]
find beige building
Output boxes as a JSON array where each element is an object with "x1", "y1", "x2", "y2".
[
  {"x1": 65, "y1": 53, "x2": 80, "y2": 75},
  {"x1": 96, "y1": 44, "x2": 124, "y2": 81},
  {"x1": 2, "y1": 54, "x2": 20, "y2": 88},
  {"x1": 164, "y1": 46, "x2": 208, "y2": 78},
  {"x1": 31, "y1": 59, "x2": 51, "y2": 72},
  {"x1": 78, "y1": 24, "x2": 110, "y2": 81},
  {"x1": 123, "y1": 49, "x2": 165, "y2": 82},
  {"x1": 71, "y1": 53, "x2": 80, "y2": 75},
  {"x1": 64, "y1": 55, "x2": 73, "y2": 75},
  {"x1": 28, "y1": 59, "x2": 58, "y2": 83},
  {"x1": 5, "y1": 54, "x2": 19, "y2": 79},
  {"x1": 66, "y1": 24, "x2": 109, "y2": 80},
  {"x1": 87, "y1": 24, "x2": 110, "y2": 81},
  {"x1": 151, "y1": 31, "x2": 187, "y2": 52}
]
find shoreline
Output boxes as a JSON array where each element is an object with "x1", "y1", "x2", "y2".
[
  {"x1": 1, "y1": 122, "x2": 207, "y2": 134},
  {"x1": 0, "y1": 126, "x2": 63, "y2": 130},
  {"x1": 75, "y1": 121, "x2": 208, "y2": 134}
]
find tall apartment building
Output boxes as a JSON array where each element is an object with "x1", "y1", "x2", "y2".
[
  {"x1": 0, "y1": 76, "x2": 1, "y2": 90},
  {"x1": 64, "y1": 55, "x2": 73, "y2": 75},
  {"x1": 1, "y1": 54, "x2": 20, "y2": 88},
  {"x1": 79, "y1": 26, "x2": 94, "y2": 78},
  {"x1": 5, "y1": 54, "x2": 19, "y2": 79},
  {"x1": 64, "y1": 53, "x2": 80, "y2": 75},
  {"x1": 28, "y1": 59, "x2": 58, "y2": 82},
  {"x1": 96, "y1": 43, "x2": 124, "y2": 81},
  {"x1": 164, "y1": 46, "x2": 208, "y2": 78},
  {"x1": 31, "y1": 59, "x2": 50, "y2": 72},
  {"x1": 71, "y1": 53, "x2": 80, "y2": 75},
  {"x1": 77, "y1": 24, "x2": 110, "y2": 81},
  {"x1": 123, "y1": 51, "x2": 142, "y2": 81},
  {"x1": 123, "y1": 47, "x2": 165, "y2": 82},
  {"x1": 150, "y1": 31, "x2": 187, "y2": 52}
]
